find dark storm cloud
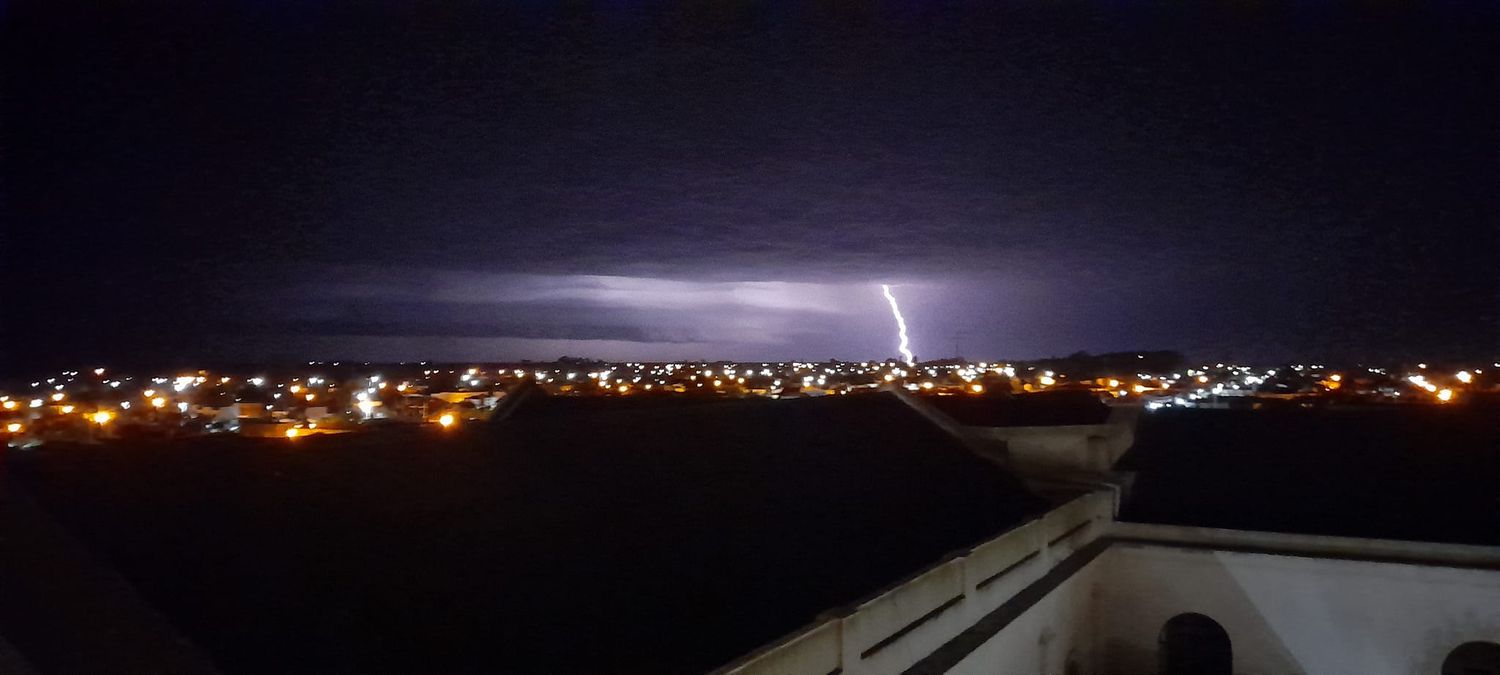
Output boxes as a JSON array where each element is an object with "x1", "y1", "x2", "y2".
[
  {"x1": 4, "y1": 1, "x2": 1496, "y2": 371},
  {"x1": 249, "y1": 268, "x2": 887, "y2": 358},
  {"x1": 243, "y1": 314, "x2": 670, "y2": 344}
]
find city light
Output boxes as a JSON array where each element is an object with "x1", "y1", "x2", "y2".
[
  {"x1": 92, "y1": 411, "x2": 113, "y2": 425},
  {"x1": 0, "y1": 357, "x2": 1486, "y2": 446},
  {"x1": 6, "y1": 423, "x2": 22, "y2": 433},
  {"x1": 285, "y1": 427, "x2": 300, "y2": 438}
]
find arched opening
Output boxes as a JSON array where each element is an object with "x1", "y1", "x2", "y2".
[
  {"x1": 1158, "y1": 612, "x2": 1231, "y2": 675},
  {"x1": 1444, "y1": 642, "x2": 1500, "y2": 675}
]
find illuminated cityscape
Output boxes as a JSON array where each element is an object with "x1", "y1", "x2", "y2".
[
  {"x1": 5, "y1": 0, "x2": 1496, "y2": 672},
  {"x1": 4, "y1": 356, "x2": 1493, "y2": 448}
]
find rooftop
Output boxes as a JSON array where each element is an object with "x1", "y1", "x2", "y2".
[{"x1": 5, "y1": 393, "x2": 1045, "y2": 674}]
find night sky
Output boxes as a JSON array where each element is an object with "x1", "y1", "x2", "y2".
[{"x1": 4, "y1": 2, "x2": 1496, "y2": 374}]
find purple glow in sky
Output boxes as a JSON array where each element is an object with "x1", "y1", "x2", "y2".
[
  {"x1": 248, "y1": 269, "x2": 940, "y2": 363},
  {"x1": 6, "y1": 2, "x2": 1495, "y2": 372}
]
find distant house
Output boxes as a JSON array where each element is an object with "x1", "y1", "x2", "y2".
[
  {"x1": 209, "y1": 402, "x2": 268, "y2": 422},
  {"x1": 428, "y1": 391, "x2": 498, "y2": 410},
  {"x1": 233, "y1": 419, "x2": 295, "y2": 438}
]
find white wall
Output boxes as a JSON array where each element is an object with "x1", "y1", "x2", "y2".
[
  {"x1": 717, "y1": 498, "x2": 1500, "y2": 675},
  {"x1": 1097, "y1": 543, "x2": 1500, "y2": 675},
  {"x1": 861, "y1": 525, "x2": 1500, "y2": 675},
  {"x1": 946, "y1": 555, "x2": 1103, "y2": 675}
]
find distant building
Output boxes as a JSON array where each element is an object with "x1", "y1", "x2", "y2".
[{"x1": 207, "y1": 402, "x2": 267, "y2": 422}]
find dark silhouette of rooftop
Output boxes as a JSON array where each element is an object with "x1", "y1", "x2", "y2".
[{"x1": 5, "y1": 393, "x2": 1045, "y2": 674}]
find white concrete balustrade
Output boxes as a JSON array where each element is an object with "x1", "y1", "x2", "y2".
[
  {"x1": 715, "y1": 490, "x2": 1500, "y2": 675},
  {"x1": 715, "y1": 491, "x2": 1115, "y2": 675}
]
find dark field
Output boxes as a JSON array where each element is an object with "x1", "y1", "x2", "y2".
[
  {"x1": 1120, "y1": 406, "x2": 1500, "y2": 546},
  {"x1": 4, "y1": 395, "x2": 1042, "y2": 674}
]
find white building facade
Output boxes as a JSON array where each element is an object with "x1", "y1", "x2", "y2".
[
  {"x1": 715, "y1": 489, "x2": 1500, "y2": 675},
  {"x1": 714, "y1": 408, "x2": 1500, "y2": 675}
]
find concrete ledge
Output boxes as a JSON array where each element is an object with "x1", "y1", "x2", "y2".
[
  {"x1": 722, "y1": 518, "x2": 1500, "y2": 675},
  {"x1": 844, "y1": 559, "x2": 966, "y2": 658},
  {"x1": 967, "y1": 520, "x2": 1041, "y2": 590},
  {"x1": 718, "y1": 491, "x2": 1113, "y2": 675},
  {"x1": 902, "y1": 538, "x2": 1112, "y2": 675},
  {"x1": 968, "y1": 422, "x2": 1133, "y2": 476},
  {"x1": 968, "y1": 423, "x2": 1117, "y2": 439},
  {"x1": 714, "y1": 618, "x2": 842, "y2": 675},
  {"x1": 1111, "y1": 522, "x2": 1500, "y2": 570}
]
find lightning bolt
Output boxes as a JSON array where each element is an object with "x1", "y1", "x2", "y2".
[{"x1": 881, "y1": 284, "x2": 915, "y2": 366}]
